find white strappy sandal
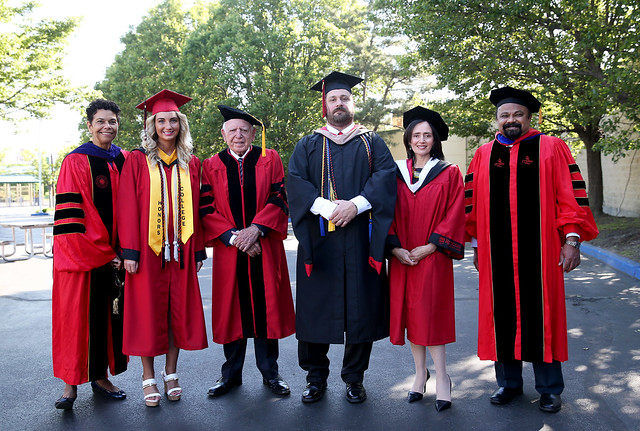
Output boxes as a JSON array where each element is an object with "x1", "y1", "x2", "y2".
[
  {"x1": 161, "y1": 369, "x2": 182, "y2": 401},
  {"x1": 142, "y1": 377, "x2": 161, "y2": 407}
]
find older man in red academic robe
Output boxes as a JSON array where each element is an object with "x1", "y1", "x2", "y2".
[{"x1": 201, "y1": 105, "x2": 295, "y2": 398}]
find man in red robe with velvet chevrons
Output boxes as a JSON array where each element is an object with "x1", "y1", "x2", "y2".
[
  {"x1": 465, "y1": 86, "x2": 598, "y2": 413},
  {"x1": 201, "y1": 105, "x2": 295, "y2": 398}
]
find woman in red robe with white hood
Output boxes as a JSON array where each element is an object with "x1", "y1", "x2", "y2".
[
  {"x1": 118, "y1": 90, "x2": 207, "y2": 407},
  {"x1": 387, "y1": 107, "x2": 465, "y2": 412}
]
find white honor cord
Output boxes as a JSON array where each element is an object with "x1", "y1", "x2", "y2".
[
  {"x1": 160, "y1": 164, "x2": 171, "y2": 261},
  {"x1": 171, "y1": 165, "x2": 179, "y2": 261}
]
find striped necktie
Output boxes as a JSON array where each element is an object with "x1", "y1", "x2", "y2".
[{"x1": 238, "y1": 157, "x2": 243, "y2": 184}]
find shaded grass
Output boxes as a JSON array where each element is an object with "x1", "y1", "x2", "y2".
[{"x1": 589, "y1": 215, "x2": 640, "y2": 262}]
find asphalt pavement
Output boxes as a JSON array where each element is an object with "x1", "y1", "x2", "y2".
[{"x1": 1, "y1": 207, "x2": 639, "y2": 431}]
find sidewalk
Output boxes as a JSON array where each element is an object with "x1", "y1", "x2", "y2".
[{"x1": 1, "y1": 207, "x2": 639, "y2": 430}]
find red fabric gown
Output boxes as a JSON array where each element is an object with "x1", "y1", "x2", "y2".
[
  {"x1": 387, "y1": 159, "x2": 465, "y2": 346},
  {"x1": 52, "y1": 143, "x2": 128, "y2": 385},
  {"x1": 465, "y1": 129, "x2": 598, "y2": 363},
  {"x1": 117, "y1": 150, "x2": 208, "y2": 356},
  {"x1": 200, "y1": 146, "x2": 295, "y2": 344}
]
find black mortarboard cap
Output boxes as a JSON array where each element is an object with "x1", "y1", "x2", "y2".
[
  {"x1": 489, "y1": 86, "x2": 541, "y2": 113},
  {"x1": 310, "y1": 71, "x2": 363, "y2": 94},
  {"x1": 310, "y1": 71, "x2": 363, "y2": 118},
  {"x1": 218, "y1": 105, "x2": 266, "y2": 156},
  {"x1": 218, "y1": 105, "x2": 262, "y2": 127},
  {"x1": 402, "y1": 106, "x2": 449, "y2": 141}
]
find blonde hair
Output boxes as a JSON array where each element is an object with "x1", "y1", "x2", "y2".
[{"x1": 141, "y1": 111, "x2": 193, "y2": 168}]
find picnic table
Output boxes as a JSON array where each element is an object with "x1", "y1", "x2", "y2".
[{"x1": 0, "y1": 216, "x2": 54, "y2": 261}]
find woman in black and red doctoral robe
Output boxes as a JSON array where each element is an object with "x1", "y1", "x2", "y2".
[
  {"x1": 117, "y1": 90, "x2": 207, "y2": 407},
  {"x1": 52, "y1": 99, "x2": 128, "y2": 410},
  {"x1": 386, "y1": 107, "x2": 465, "y2": 412}
]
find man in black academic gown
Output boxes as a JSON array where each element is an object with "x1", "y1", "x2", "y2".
[{"x1": 288, "y1": 71, "x2": 397, "y2": 403}]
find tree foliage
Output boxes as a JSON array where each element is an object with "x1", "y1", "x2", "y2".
[
  {"x1": 0, "y1": 0, "x2": 83, "y2": 120},
  {"x1": 95, "y1": 0, "x2": 193, "y2": 149},
  {"x1": 374, "y1": 0, "x2": 640, "y2": 214},
  {"x1": 96, "y1": 0, "x2": 424, "y2": 166},
  {"x1": 178, "y1": 0, "x2": 378, "y2": 163}
]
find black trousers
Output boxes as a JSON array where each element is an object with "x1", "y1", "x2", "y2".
[
  {"x1": 298, "y1": 340, "x2": 373, "y2": 384},
  {"x1": 495, "y1": 360, "x2": 564, "y2": 395},
  {"x1": 221, "y1": 338, "x2": 279, "y2": 383}
]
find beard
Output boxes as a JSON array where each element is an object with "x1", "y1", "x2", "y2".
[
  {"x1": 327, "y1": 107, "x2": 353, "y2": 127},
  {"x1": 502, "y1": 123, "x2": 523, "y2": 140}
]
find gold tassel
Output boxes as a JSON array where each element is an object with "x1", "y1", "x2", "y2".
[
  {"x1": 262, "y1": 126, "x2": 266, "y2": 157},
  {"x1": 538, "y1": 108, "x2": 543, "y2": 126}
]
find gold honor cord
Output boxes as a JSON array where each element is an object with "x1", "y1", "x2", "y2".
[
  {"x1": 146, "y1": 157, "x2": 194, "y2": 257},
  {"x1": 321, "y1": 136, "x2": 336, "y2": 232}
]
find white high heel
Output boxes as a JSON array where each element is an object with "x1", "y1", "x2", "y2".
[
  {"x1": 161, "y1": 368, "x2": 182, "y2": 401},
  {"x1": 142, "y1": 377, "x2": 161, "y2": 407}
]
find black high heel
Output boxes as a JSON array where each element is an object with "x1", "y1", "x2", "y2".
[
  {"x1": 434, "y1": 374, "x2": 452, "y2": 412},
  {"x1": 407, "y1": 369, "x2": 430, "y2": 403}
]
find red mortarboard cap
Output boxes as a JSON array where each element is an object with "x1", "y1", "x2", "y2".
[
  {"x1": 136, "y1": 89, "x2": 192, "y2": 116},
  {"x1": 489, "y1": 86, "x2": 541, "y2": 113},
  {"x1": 310, "y1": 71, "x2": 363, "y2": 118},
  {"x1": 402, "y1": 106, "x2": 449, "y2": 141}
]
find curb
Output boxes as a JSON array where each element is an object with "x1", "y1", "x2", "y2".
[{"x1": 581, "y1": 243, "x2": 640, "y2": 280}]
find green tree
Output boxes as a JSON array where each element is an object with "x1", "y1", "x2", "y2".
[
  {"x1": 19, "y1": 149, "x2": 54, "y2": 202},
  {"x1": 96, "y1": 0, "x2": 194, "y2": 150},
  {"x1": 375, "y1": 0, "x2": 640, "y2": 215},
  {"x1": 96, "y1": 0, "x2": 417, "y2": 166},
  {"x1": 348, "y1": 6, "x2": 429, "y2": 132},
  {"x1": 0, "y1": 148, "x2": 7, "y2": 173},
  {"x1": 0, "y1": 0, "x2": 82, "y2": 120},
  {"x1": 178, "y1": 0, "x2": 371, "y2": 164}
]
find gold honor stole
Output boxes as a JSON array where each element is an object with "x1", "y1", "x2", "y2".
[{"x1": 146, "y1": 155, "x2": 194, "y2": 257}]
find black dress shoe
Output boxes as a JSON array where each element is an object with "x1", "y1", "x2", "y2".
[
  {"x1": 263, "y1": 375, "x2": 290, "y2": 396},
  {"x1": 345, "y1": 382, "x2": 367, "y2": 403},
  {"x1": 54, "y1": 396, "x2": 76, "y2": 410},
  {"x1": 539, "y1": 393, "x2": 561, "y2": 413},
  {"x1": 91, "y1": 381, "x2": 126, "y2": 400},
  {"x1": 490, "y1": 386, "x2": 523, "y2": 405},
  {"x1": 207, "y1": 377, "x2": 241, "y2": 397},
  {"x1": 407, "y1": 369, "x2": 430, "y2": 403},
  {"x1": 301, "y1": 381, "x2": 326, "y2": 403}
]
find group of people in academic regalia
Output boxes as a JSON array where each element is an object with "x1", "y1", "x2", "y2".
[{"x1": 52, "y1": 71, "x2": 597, "y2": 416}]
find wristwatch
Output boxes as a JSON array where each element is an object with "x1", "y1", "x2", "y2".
[{"x1": 565, "y1": 239, "x2": 581, "y2": 250}]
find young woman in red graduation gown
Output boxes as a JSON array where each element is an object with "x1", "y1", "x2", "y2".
[
  {"x1": 117, "y1": 90, "x2": 208, "y2": 407},
  {"x1": 387, "y1": 107, "x2": 465, "y2": 411}
]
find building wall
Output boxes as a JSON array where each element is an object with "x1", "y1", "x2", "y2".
[{"x1": 576, "y1": 149, "x2": 640, "y2": 217}]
